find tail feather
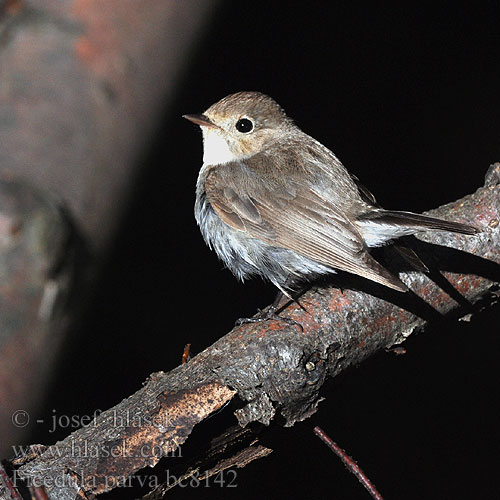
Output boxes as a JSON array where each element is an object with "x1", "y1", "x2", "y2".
[
  {"x1": 354, "y1": 209, "x2": 478, "y2": 290},
  {"x1": 358, "y1": 210, "x2": 479, "y2": 235}
]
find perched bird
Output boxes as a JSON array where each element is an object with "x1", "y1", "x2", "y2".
[{"x1": 184, "y1": 91, "x2": 477, "y2": 304}]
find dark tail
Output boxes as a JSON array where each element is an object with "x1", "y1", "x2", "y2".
[{"x1": 358, "y1": 210, "x2": 479, "y2": 235}]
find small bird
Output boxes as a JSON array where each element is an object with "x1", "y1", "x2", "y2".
[{"x1": 184, "y1": 91, "x2": 478, "y2": 306}]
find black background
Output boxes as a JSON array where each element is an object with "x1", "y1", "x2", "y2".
[{"x1": 34, "y1": 3, "x2": 500, "y2": 499}]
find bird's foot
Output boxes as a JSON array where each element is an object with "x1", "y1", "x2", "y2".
[{"x1": 236, "y1": 305, "x2": 303, "y2": 331}]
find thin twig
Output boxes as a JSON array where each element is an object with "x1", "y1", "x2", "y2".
[
  {"x1": 182, "y1": 343, "x2": 191, "y2": 364},
  {"x1": 0, "y1": 464, "x2": 24, "y2": 500},
  {"x1": 32, "y1": 485, "x2": 50, "y2": 500},
  {"x1": 313, "y1": 426, "x2": 384, "y2": 500}
]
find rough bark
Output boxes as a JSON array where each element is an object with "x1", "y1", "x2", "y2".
[{"x1": 5, "y1": 166, "x2": 499, "y2": 499}]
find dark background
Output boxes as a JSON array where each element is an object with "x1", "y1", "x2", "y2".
[{"x1": 34, "y1": 3, "x2": 499, "y2": 499}]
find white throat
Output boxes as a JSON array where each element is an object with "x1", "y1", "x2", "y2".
[{"x1": 202, "y1": 129, "x2": 238, "y2": 165}]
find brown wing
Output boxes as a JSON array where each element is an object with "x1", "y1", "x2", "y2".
[{"x1": 204, "y1": 159, "x2": 407, "y2": 291}]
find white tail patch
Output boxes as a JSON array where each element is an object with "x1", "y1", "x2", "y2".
[{"x1": 356, "y1": 220, "x2": 419, "y2": 247}]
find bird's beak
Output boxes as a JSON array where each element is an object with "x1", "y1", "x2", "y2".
[{"x1": 183, "y1": 113, "x2": 219, "y2": 129}]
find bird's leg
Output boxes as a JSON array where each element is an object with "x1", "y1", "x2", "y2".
[
  {"x1": 268, "y1": 287, "x2": 288, "y2": 315},
  {"x1": 235, "y1": 279, "x2": 304, "y2": 331},
  {"x1": 235, "y1": 289, "x2": 285, "y2": 326}
]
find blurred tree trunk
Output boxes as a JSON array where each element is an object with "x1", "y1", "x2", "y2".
[{"x1": 0, "y1": 0, "x2": 219, "y2": 455}]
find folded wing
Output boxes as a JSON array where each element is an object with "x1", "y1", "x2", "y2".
[{"x1": 204, "y1": 159, "x2": 407, "y2": 291}]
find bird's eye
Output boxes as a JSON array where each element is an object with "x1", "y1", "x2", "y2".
[{"x1": 235, "y1": 118, "x2": 254, "y2": 133}]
